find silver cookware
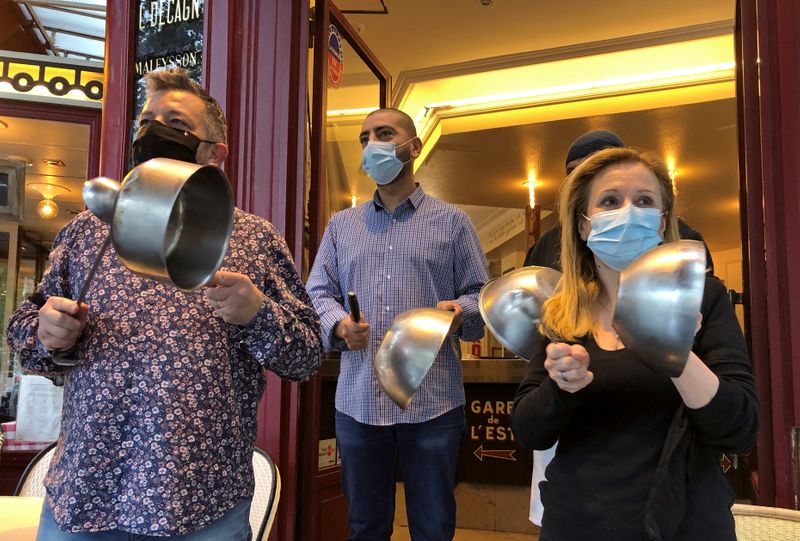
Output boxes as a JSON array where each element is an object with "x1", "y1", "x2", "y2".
[
  {"x1": 83, "y1": 157, "x2": 234, "y2": 291},
  {"x1": 613, "y1": 240, "x2": 706, "y2": 377},
  {"x1": 478, "y1": 266, "x2": 562, "y2": 361},
  {"x1": 373, "y1": 308, "x2": 456, "y2": 410}
]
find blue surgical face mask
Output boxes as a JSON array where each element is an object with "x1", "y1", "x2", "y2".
[
  {"x1": 362, "y1": 139, "x2": 414, "y2": 185},
  {"x1": 583, "y1": 204, "x2": 663, "y2": 272}
]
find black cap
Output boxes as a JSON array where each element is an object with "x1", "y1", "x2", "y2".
[{"x1": 565, "y1": 130, "x2": 624, "y2": 168}]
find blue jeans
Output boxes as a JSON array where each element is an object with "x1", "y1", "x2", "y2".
[
  {"x1": 335, "y1": 407, "x2": 465, "y2": 541},
  {"x1": 35, "y1": 498, "x2": 252, "y2": 540}
]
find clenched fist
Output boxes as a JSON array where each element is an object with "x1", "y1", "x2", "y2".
[
  {"x1": 545, "y1": 342, "x2": 594, "y2": 393},
  {"x1": 336, "y1": 314, "x2": 370, "y2": 351},
  {"x1": 37, "y1": 297, "x2": 89, "y2": 351}
]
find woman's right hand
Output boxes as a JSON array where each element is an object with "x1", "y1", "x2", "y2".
[{"x1": 545, "y1": 343, "x2": 593, "y2": 393}]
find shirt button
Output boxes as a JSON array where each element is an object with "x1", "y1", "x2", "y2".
[
  {"x1": 385, "y1": 306, "x2": 390, "y2": 311},
  {"x1": 389, "y1": 245, "x2": 393, "y2": 250},
  {"x1": 392, "y1": 218, "x2": 397, "y2": 223},
  {"x1": 386, "y1": 275, "x2": 391, "y2": 280}
]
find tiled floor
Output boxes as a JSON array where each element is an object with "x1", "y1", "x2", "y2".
[{"x1": 391, "y1": 526, "x2": 539, "y2": 540}]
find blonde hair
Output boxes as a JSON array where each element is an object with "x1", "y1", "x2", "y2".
[{"x1": 541, "y1": 147, "x2": 680, "y2": 342}]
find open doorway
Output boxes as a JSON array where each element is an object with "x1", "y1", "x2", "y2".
[
  {"x1": 0, "y1": 110, "x2": 97, "y2": 488},
  {"x1": 306, "y1": 1, "x2": 746, "y2": 539}
]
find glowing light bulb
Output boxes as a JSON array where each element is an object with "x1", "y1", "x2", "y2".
[
  {"x1": 37, "y1": 199, "x2": 59, "y2": 219},
  {"x1": 523, "y1": 171, "x2": 536, "y2": 209}
]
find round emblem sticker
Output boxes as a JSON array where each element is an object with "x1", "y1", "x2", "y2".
[{"x1": 328, "y1": 24, "x2": 343, "y2": 89}]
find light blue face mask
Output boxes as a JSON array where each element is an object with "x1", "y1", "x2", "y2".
[
  {"x1": 584, "y1": 204, "x2": 663, "y2": 272},
  {"x1": 361, "y1": 139, "x2": 414, "y2": 185}
]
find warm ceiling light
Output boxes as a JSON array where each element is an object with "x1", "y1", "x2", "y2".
[
  {"x1": 29, "y1": 183, "x2": 71, "y2": 220},
  {"x1": 351, "y1": 195, "x2": 358, "y2": 208},
  {"x1": 522, "y1": 177, "x2": 537, "y2": 209},
  {"x1": 413, "y1": 60, "x2": 736, "y2": 133},
  {"x1": 523, "y1": 169, "x2": 538, "y2": 209},
  {"x1": 666, "y1": 157, "x2": 679, "y2": 194},
  {"x1": 36, "y1": 199, "x2": 59, "y2": 219},
  {"x1": 29, "y1": 183, "x2": 70, "y2": 200},
  {"x1": 42, "y1": 158, "x2": 66, "y2": 167},
  {"x1": 327, "y1": 107, "x2": 376, "y2": 118}
]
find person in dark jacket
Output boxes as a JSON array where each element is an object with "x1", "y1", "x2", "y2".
[
  {"x1": 524, "y1": 130, "x2": 714, "y2": 275},
  {"x1": 511, "y1": 147, "x2": 758, "y2": 541}
]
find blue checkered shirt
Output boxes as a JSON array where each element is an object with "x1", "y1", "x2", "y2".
[{"x1": 307, "y1": 186, "x2": 488, "y2": 425}]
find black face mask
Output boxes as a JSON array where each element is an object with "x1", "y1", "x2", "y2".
[{"x1": 131, "y1": 120, "x2": 214, "y2": 166}]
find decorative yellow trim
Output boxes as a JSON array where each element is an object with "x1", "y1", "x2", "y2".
[{"x1": 0, "y1": 51, "x2": 103, "y2": 107}]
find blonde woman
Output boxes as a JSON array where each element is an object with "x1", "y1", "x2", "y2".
[{"x1": 510, "y1": 148, "x2": 759, "y2": 541}]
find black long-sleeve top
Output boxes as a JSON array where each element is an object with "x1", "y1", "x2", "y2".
[{"x1": 510, "y1": 276, "x2": 759, "y2": 540}]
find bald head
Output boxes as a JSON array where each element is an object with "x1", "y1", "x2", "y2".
[{"x1": 365, "y1": 108, "x2": 417, "y2": 137}]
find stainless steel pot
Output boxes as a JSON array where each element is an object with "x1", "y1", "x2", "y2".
[
  {"x1": 478, "y1": 266, "x2": 562, "y2": 361},
  {"x1": 373, "y1": 308, "x2": 456, "y2": 410},
  {"x1": 83, "y1": 158, "x2": 234, "y2": 291},
  {"x1": 613, "y1": 240, "x2": 706, "y2": 377}
]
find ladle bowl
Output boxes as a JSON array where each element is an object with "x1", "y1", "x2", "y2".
[
  {"x1": 373, "y1": 308, "x2": 456, "y2": 410},
  {"x1": 613, "y1": 240, "x2": 707, "y2": 377},
  {"x1": 478, "y1": 266, "x2": 562, "y2": 361}
]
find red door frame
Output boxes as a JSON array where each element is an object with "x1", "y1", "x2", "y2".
[
  {"x1": 736, "y1": 0, "x2": 800, "y2": 508},
  {"x1": 300, "y1": 2, "x2": 392, "y2": 539},
  {"x1": 205, "y1": 2, "x2": 310, "y2": 539}
]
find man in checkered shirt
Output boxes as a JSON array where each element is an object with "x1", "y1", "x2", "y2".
[{"x1": 307, "y1": 108, "x2": 489, "y2": 541}]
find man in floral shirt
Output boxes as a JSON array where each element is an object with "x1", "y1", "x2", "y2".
[{"x1": 7, "y1": 68, "x2": 322, "y2": 540}]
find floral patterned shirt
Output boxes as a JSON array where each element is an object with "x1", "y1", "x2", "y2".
[{"x1": 7, "y1": 209, "x2": 322, "y2": 535}]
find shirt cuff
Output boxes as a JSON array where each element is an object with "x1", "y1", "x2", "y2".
[{"x1": 230, "y1": 298, "x2": 270, "y2": 353}]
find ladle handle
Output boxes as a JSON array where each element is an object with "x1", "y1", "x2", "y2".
[
  {"x1": 347, "y1": 291, "x2": 360, "y2": 323},
  {"x1": 51, "y1": 234, "x2": 112, "y2": 367}
]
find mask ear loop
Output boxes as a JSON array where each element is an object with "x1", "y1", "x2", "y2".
[{"x1": 395, "y1": 137, "x2": 419, "y2": 166}]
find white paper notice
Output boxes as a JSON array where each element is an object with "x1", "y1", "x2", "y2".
[{"x1": 15, "y1": 375, "x2": 63, "y2": 441}]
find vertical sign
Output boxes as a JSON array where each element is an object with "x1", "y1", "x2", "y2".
[
  {"x1": 327, "y1": 24, "x2": 343, "y2": 89},
  {"x1": 132, "y1": 1, "x2": 205, "y2": 139},
  {"x1": 456, "y1": 383, "x2": 532, "y2": 485}
]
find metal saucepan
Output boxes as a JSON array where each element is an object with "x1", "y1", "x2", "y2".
[
  {"x1": 373, "y1": 308, "x2": 456, "y2": 410},
  {"x1": 83, "y1": 157, "x2": 234, "y2": 291},
  {"x1": 52, "y1": 159, "x2": 234, "y2": 367},
  {"x1": 613, "y1": 240, "x2": 706, "y2": 377},
  {"x1": 478, "y1": 266, "x2": 562, "y2": 361}
]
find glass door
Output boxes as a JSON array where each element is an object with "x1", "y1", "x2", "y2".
[{"x1": 301, "y1": 2, "x2": 390, "y2": 540}]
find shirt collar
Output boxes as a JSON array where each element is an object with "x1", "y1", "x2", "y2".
[{"x1": 372, "y1": 184, "x2": 426, "y2": 211}]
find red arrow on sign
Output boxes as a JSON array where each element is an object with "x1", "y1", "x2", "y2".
[
  {"x1": 720, "y1": 453, "x2": 732, "y2": 473},
  {"x1": 473, "y1": 445, "x2": 516, "y2": 462}
]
